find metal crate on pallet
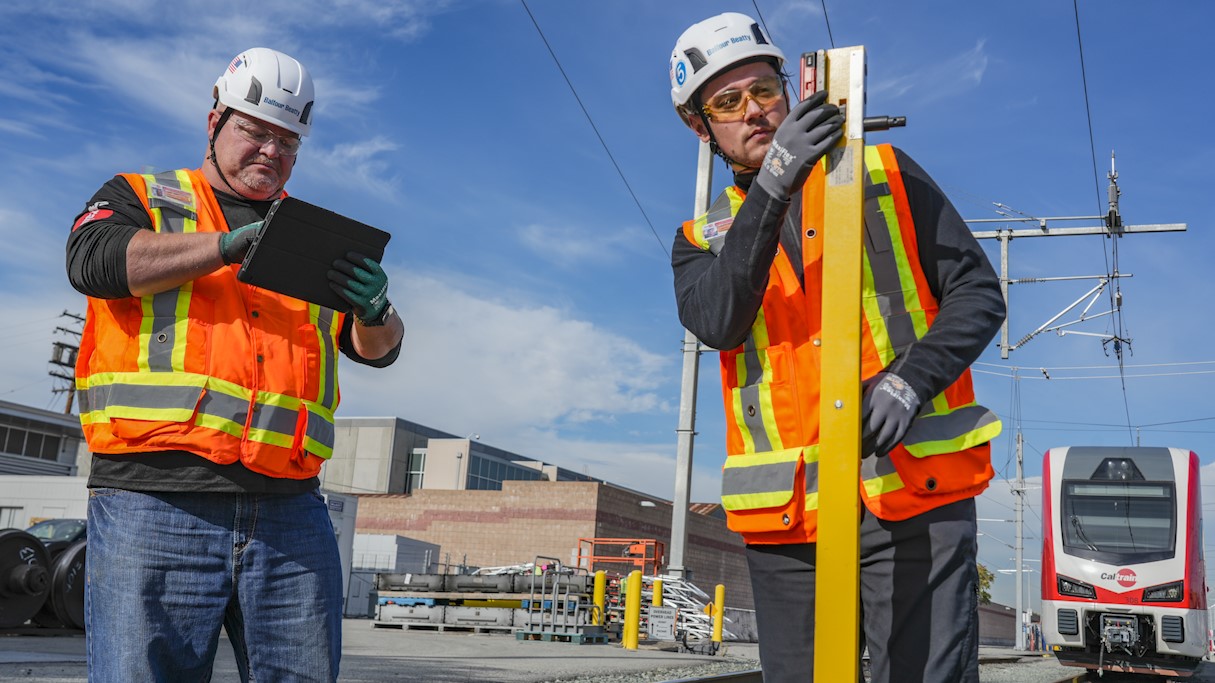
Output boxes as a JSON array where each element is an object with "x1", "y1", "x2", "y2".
[
  {"x1": 375, "y1": 603, "x2": 444, "y2": 625},
  {"x1": 445, "y1": 605, "x2": 514, "y2": 627}
]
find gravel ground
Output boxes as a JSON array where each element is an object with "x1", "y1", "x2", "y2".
[{"x1": 536, "y1": 655, "x2": 761, "y2": 683}]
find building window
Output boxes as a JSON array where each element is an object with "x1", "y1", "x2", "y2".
[
  {"x1": 0, "y1": 420, "x2": 65, "y2": 462},
  {"x1": 407, "y1": 450, "x2": 426, "y2": 493},
  {"x1": 0, "y1": 507, "x2": 23, "y2": 528}
]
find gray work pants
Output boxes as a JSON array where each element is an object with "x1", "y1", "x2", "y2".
[{"x1": 745, "y1": 497, "x2": 980, "y2": 683}]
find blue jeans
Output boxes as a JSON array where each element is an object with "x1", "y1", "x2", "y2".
[{"x1": 85, "y1": 488, "x2": 343, "y2": 682}]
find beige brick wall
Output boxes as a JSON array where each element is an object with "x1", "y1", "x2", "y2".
[{"x1": 354, "y1": 480, "x2": 754, "y2": 608}]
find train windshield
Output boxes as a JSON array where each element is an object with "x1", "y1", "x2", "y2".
[{"x1": 1060, "y1": 481, "x2": 1176, "y2": 564}]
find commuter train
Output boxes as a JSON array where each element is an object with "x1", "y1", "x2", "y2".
[{"x1": 1042, "y1": 446, "x2": 1209, "y2": 677}]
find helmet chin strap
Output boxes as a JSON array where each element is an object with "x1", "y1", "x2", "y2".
[{"x1": 207, "y1": 106, "x2": 286, "y2": 200}]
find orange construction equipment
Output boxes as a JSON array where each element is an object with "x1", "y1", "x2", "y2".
[{"x1": 576, "y1": 538, "x2": 665, "y2": 577}]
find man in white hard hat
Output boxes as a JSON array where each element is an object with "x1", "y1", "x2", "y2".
[
  {"x1": 669, "y1": 14, "x2": 1005, "y2": 683},
  {"x1": 67, "y1": 48, "x2": 402, "y2": 681}
]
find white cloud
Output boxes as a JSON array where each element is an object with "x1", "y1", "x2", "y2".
[
  {"x1": 515, "y1": 222, "x2": 656, "y2": 267},
  {"x1": 871, "y1": 40, "x2": 989, "y2": 105},
  {"x1": 300, "y1": 137, "x2": 402, "y2": 199}
]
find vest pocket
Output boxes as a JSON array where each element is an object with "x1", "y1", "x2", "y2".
[
  {"x1": 888, "y1": 443, "x2": 993, "y2": 497},
  {"x1": 720, "y1": 446, "x2": 807, "y2": 535}
]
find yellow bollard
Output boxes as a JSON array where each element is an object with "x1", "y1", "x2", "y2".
[
  {"x1": 593, "y1": 570, "x2": 607, "y2": 626},
  {"x1": 622, "y1": 570, "x2": 642, "y2": 650},
  {"x1": 653, "y1": 578, "x2": 663, "y2": 607},
  {"x1": 712, "y1": 584, "x2": 725, "y2": 643}
]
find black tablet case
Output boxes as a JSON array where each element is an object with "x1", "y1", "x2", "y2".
[{"x1": 237, "y1": 197, "x2": 391, "y2": 311}]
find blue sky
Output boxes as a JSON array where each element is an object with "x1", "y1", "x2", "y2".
[{"x1": 1, "y1": 0, "x2": 1212, "y2": 610}]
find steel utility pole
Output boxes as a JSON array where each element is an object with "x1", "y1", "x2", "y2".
[
  {"x1": 668, "y1": 140, "x2": 714, "y2": 581},
  {"x1": 1014, "y1": 431, "x2": 1025, "y2": 650}
]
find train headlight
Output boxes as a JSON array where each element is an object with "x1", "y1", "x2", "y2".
[
  {"x1": 1142, "y1": 581, "x2": 1184, "y2": 603},
  {"x1": 1057, "y1": 575, "x2": 1097, "y2": 599}
]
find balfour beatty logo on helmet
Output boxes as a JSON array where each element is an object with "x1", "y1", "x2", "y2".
[
  {"x1": 674, "y1": 61, "x2": 687, "y2": 86},
  {"x1": 705, "y1": 33, "x2": 753, "y2": 58},
  {"x1": 262, "y1": 96, "x2": 301, "y2": 119}
]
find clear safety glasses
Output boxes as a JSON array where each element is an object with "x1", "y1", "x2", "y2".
[
  {"x1": 701, "y1": 75, "x2": 786, "y2": 123},
  {"x1": 231, "y1": 117, "x2": 303, "y2": 155}
]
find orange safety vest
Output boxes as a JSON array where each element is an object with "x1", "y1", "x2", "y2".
[
  {"x1": 682, "y1": 144, "x2": 1001, "y2": 544},
  {"x1": 75, "y1": 168, "x2": 343, "y2": 479}
]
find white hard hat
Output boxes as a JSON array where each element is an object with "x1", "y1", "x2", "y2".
[
  {"x1": 213, "y1": 47, "x2": 314, "y2": 137},
  {"x1": 669, "y1": 13, "x2": 785, "y2": 114}
]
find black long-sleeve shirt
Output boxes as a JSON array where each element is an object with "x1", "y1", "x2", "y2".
[
  {"x1": 672, "y1": 147, "x2": 1005, "y2": 406},
  {"x1": 67, "y1": 175, "x2": 401, "y2": 493}
]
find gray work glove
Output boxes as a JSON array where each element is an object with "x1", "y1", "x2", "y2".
[
  {"x1": 219, "y1": 221, "x2": 262, "y2": 265},
  {"x1": 861, "y1": 372, "x2": 922, "y2": 457},
  {"x1": 754, "y1": 90, "x2": 844, "y2": 201}
]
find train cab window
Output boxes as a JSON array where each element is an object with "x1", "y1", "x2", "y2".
[{"x1": 1060, "y1": 480, "x2": 1176, "y2": 564}]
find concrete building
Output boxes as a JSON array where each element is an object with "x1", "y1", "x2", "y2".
[{"x1": 319, "y1": 417, "x2": 598, "y2": 495}]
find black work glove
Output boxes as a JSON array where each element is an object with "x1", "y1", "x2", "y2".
[
  {"x1": 861, "y1": 372, "x2": 922, "y2": 457},
  {"x1": 754, "y1": 90, "x2": 845, "y2": 201},
  {"x1": 328, "y1": 251, "x2": 389, "y2": 323},
  {"x1": 219, "y1": 221, "x2": 261, "y2": 265}
]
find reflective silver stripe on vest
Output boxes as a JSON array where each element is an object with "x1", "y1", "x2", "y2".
[
  {"x1": 196, "y1": 389, "x2": 250, "y2": 426},
  {"x1": 737, "y1": 334, "x2": 774, "y2": 453},
  {"x1": 804, "y1": 457, "x2": 820, "y2": 496},
  {"x1": 902, "y1": 404, "x2": 1000, "y2": 449},
  {"x1": 317, "y1": 309, "x2": 338, "y2": 409},
  {"x1": 305, "y1": 410, "x2": 335, "y2": 450},
  {"x1": 721, "y1": 458, "x2": 797, "y2": 498},
  {"x1": 82, "y1": 383, "x2": 203, "y2": 413},
  {"x1": 146, "y1": 171, "x2": 194, "y2": 372},
  {"x1": 863, "y1": 177, "x2": 919, "y2": 353},
  {"x1": 248, "y1": 401, "x2": 299, "y2": 436},
  {"x1": 146, "y1": 295, "x2": 180, "y2": 372},
  {"x1": 861, "y1": 450, "x2": 900, "y2": 482}
]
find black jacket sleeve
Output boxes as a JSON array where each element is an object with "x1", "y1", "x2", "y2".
[
  {"x1": 66, "y1": 177, "x2": 153, "y2": 299},
  {"x1": 671, "y1": 181, "x2": 791, "y2": 350},
  {"x1": 887, "y1": 148, "x2": 1005, "y2": 403}
]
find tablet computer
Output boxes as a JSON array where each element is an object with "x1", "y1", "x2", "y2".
[{"x1": 237, "y1": 196, "x2": 391, "y2": 311}]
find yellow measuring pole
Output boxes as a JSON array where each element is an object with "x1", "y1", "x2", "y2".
[{"x1": 812, "y1": 45, "x2": 867, "y2": 682}]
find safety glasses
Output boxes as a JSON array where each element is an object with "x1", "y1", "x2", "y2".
[
  {"x1": 701, "y1": 75, "x2": 786, "y2": 123},
  {"x1": 231, "y1": 117, "x2": 303, "y2": 155}
]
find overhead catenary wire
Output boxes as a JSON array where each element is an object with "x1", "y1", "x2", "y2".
[
  {"x1": 1071, "y1": 0, "x2": 1133, "y2": 440},
  {"x1": 518, "y1": 0, "x2": 668, "y2": 259},
  {"x1": 819, "y1": 0, "x2": 836, "y2": 49}
]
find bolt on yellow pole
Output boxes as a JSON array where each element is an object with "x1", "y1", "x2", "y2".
[
  {"x1": 813, "y1": 44, "x2": 867, "y2": 683},
  {"x1": 622, "y1": 570, "x2": 642, "y2": 650},
  {"x1": 712, "y1": 584, "x2": 725, "y2": 643},
  {"x1": 652, "y1": 578, "x2": 663, "y2": 607}
]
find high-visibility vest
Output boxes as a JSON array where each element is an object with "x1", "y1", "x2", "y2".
[
  {"x1": 75, "y1": 168, "x2": 343, "y2": 480},
  {"x1": 682, "y1": 144, "x2": 1001, "y2": 544}
]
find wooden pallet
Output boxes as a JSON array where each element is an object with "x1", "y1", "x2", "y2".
[
  {"x1": 371, "y1": 621, "x2": 517, "y2": 635},
  {"x1": 515, "y1": 630, "x2": 609, "y2": 644}
]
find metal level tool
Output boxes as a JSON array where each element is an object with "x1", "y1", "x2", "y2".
[{"x1": 805, "y1": 45, "x2": 867, "y2": 683}]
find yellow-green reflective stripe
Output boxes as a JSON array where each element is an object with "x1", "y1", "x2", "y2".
[
  {"x1": 732, "y1": 307, "x2": 782, "y2": 453},
  {"x1": 721, "y1": 447, "x2": 802, "y2": 510},
  {"x1": 903, "y1": 405, "x2": 1003, "y2": 457},
  {"x1": 861, "y1": 147, "x2": 924, "y2": 362},
  {"x1": 804, "y1": 490, "x2": 819, "y2": 512},
  {"x1": 863, "y1": 471, "x2": 905, "y2": 498},
  {"x1": 310, "y1": 306, "x2": 339, "y2": 410},
  {"x1": 80, "y1": 369, "x2": 337, "y2": 455},
  {"x1": 860, "y1": 249, "x2": 894, "y2": 366}
]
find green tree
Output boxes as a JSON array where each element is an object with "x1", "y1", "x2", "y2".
[{"x1": 976, "y1": 562, "x2": 994, "y2": 605}]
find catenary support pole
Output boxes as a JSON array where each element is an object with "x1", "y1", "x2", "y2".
[{"x1": 669, "y1": 140, "x2": 714, "y2": 580}]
